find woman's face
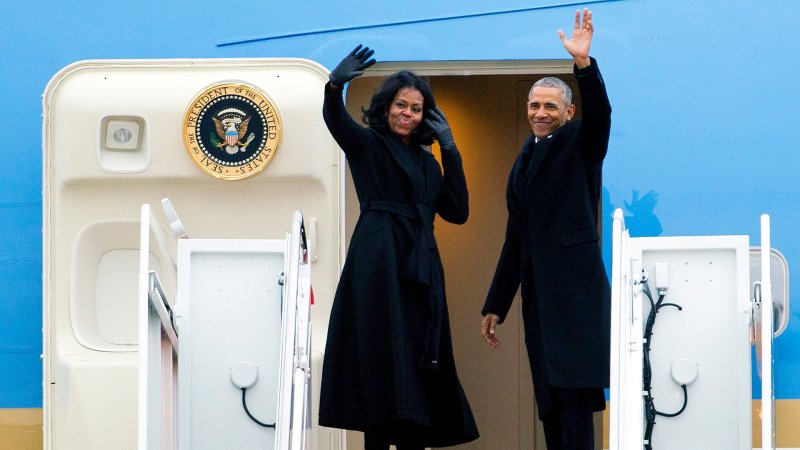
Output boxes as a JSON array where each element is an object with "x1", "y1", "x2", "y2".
[{"x1": 386, "y1": 87, "x2": 424, "y2": 145}]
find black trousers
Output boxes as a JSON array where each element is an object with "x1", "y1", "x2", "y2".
[{"x1": 541, "y1": 386, "x2": 596, "y2": 450}]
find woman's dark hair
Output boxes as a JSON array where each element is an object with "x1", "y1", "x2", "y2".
[{"x1": 362, "y1": 70, "x2": 436, "y2": 146}]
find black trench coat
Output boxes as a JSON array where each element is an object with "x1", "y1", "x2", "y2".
[
  {"x1": 318, "y1": 83, "x2": 478, "y2": 447},
  {"x1": 482, "y1": 59, "x2": 611, "y2": 418}
]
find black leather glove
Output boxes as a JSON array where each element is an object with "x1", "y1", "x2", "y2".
[
  {"x1": 329, "y1": 44, "x2": 376, "y2": 87},
  {"x1": 423, "y1": 107, "x2": 456, "y2": 150}
]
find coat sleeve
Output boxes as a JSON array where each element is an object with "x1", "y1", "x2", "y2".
[
  {"x1": 322, "y1": 82, "x2": 371, "y2": 159},
  {"x1": 435, "y1": 145, "x2": 469, "y2": 224},
  {"x1": 482, "y1": 213, "x2": 522, "y2": 323},
  {"x1": 481, "y1": 162, "x2": 526, "y2": 323},
  {"x1": 574, "y1": 58, "x2": 612, "y2": 164}
]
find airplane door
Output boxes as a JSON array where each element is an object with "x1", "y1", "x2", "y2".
[{"x1": 43, "y1": 58, "x2": 342, "y2": 449}]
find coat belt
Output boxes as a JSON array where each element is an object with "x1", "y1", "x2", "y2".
[
  {"x1": 360, "y1": 200, "x2": 435, "y2": 285},
  {"x1": 360, "y1": 200, "x2": 442, "y2": 370}
]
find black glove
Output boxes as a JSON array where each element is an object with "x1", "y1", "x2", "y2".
[
  {"x1": 329, "y1": 44, "x2": 376, "y2": 87},
  {"x1": 423, "y1": 107, "x2": 456, "y2": 150}
]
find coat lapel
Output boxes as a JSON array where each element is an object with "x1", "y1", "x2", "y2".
[
  {"x1": 379, "y1": 131, "x2": 437, "y2": 202},
  {"x1": 525, "y1": 131, "x2": 557, "y2": 184},
  {"x1": 419, "y1": 151, "x2": 439, "y2": 201},
  {"x1": 385, "y1": 133, "x2": 416, "y2": 176},
  {"x1": 380, "y1": 132, "x2": 423, "y2": 196},
  {"x1": 525, "y1": 120, "x2": 580, "y2": 189}
]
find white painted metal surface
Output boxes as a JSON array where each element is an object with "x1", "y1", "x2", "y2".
[
  {"x1": 760, "y1": 214, "x2": 775, "y2": 450},
  {"x1": 609, "y1": 209, "x2": 642, "y2": 450},
  {"x1": 276, "y1": 211, "x2": 313, "y2": 450},
  {"x1": 175, "y1": 238, "x2": 285, "y2": 450},
  {"x1": 139, "y1": 206, "x2": 311, "y2": 449},
  {"x1": 139, "y1": 204, "x2": 180, "y2": 450},
  {"x1": 43, "y1": 58, "x2": 342, "y2": 449},
  {"x1": 609, "y1": 208, "x2": 757, "y2": 449}
]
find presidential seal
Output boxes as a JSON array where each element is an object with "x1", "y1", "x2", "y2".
[{"x1": 183, "y1": 82, "x2": 282, "y2": 180}]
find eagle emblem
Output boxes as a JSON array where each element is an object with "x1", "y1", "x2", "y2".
[
  {"x1": 212, "y1": 108, "x2": 256, "y2": 155},
  {"x1": 183, "y1": 82, "x2": 282, "y2": 180}
]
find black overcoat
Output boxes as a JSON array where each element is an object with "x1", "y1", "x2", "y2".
[
  {"x1": 319, "y1": 83, "x2": 478, "y2": 447},
  {"x1": 482, "y1": 59, "x2": 612, "y2": 417}
]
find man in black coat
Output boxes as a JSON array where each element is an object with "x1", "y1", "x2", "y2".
[{"x1": 481, "y1": 9, "x2": 611, "y2": 450}]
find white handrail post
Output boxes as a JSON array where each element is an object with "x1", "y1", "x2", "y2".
[{"x1": 760, "y1": 214, "x2": 774, "y2": 450}]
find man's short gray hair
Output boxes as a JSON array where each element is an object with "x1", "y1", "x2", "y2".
[{"x1": 529, "y1": 77, "x2": 572, "y2": 106}]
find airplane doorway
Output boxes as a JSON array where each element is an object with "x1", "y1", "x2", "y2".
[{"x1": 342, "y1": 62, "x2": 600, "y2": 450}]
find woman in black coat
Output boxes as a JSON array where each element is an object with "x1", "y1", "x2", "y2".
[{"x1": 318, "y1": 45, "x2": 479, "y2": 450}]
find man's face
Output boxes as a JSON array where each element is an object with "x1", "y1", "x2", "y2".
[{"x1": 527, "y1": 86, "x2": 575, "y2": 139}]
